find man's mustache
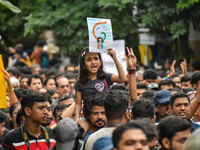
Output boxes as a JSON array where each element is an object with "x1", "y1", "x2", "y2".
[{"x1": 95, "y1": 119, "x2": 106, "y2": 124}]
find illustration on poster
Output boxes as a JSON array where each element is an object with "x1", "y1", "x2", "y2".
[{"x1": 92, "y1": 21, "x2": 107, "y2": 49}]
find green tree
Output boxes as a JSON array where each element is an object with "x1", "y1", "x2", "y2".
[
  {"x1": 2, "y1": 0, "x2": 199, "y2": 63},
  {"x1": 23, "y1": 0, "x2": 137, "y2": 61},
  {"x1": 0, "y1": 0, "x2": 137, "y2": 62},
  {"x1": 133, "y1": 0, "x2": 200, "y2": 60},
  {"x1": 0, "y1": 0, "x2": 21, "y2": 67}
]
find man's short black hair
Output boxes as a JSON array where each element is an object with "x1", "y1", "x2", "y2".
[
  {"x1": 143, "y1": 69, "x2": 158, "y2": 80},
  {"x1": 168, "y1": 87, "x2": 181, "y2": 93},
  {"x1": 39, "y1": 69, "x2": 47, "y2": 76},
  {"x1": 137, "y1": 83, "x2": 147, "y2": 90},
  {"x1": 58, "y1": 95, "x2": 73, "y2": 104},
  {"x1": 65, "y1": 72, "x2": 75, "y2": 79},
  {"x1": 182, "y1": 88, "x2": 195, "y2": 94},
  {"x1": 20, "y1": 66, "x2": 32, "y2": 75},
  {"x1": 45, "y1": 69, "x2": 56, "y2": 78},
  {"x1": 16, "y1": 109, "x2": 24, "y2": 126},
  {"x1": 110, "y1": 84, "x2": 129, "y2": 92},
  {"x1": 191, "y1": 60, "x2": 200, "y2": 71},
  {"x1": 140, "y1": 90, "x2": 156, "y2": 102},
  {"x1": 36, "y1": 39, "x2": 45, "y2": 47},
  {"x1": 15, "y1": 44, "x2": 24, "y2": 53},
  {"x1": 53, "y1": 104, "x2": 67, "y2": 118},
  {"x1": 112, "y1": 121, "x2": 147, "y2": 149},
  {"x1": 158, "y1": 79, "x2": 175, "y2": 90},
  {"x1": 44, "y1": 77, "x2": 55, "y2": 86},
  {"x1": 181, "y1": 74, "x2": 192, "y2": 83},
  {"x1": 54, "y1": 73, "x2": 66, "y2": 87},
  {"x1": 27, "y1": 74, "x2": 43, "y2": 86},
  {"x1": 158, "y1": 115, "x2": 191, "y2": 147},
  {"x1": 131, "y1": 99, "x2": 155, "y2": 120},
  {"x1": 14, "y1": 88, "x2": 24, "y2": 100},
  {"x1": 83, "y1": 93, "x2": 105, "y2": 121},
  {"x1": 169, "y1": 92, "x2": 190, "y2": 107},
  {"x1": 20, "y1": 74, "x2": 31, "y2": 81},
  {"x1": 191, "y1": 71, "x2": 200, "y2": 85},
  {"x1": 9, "y1": 102, "x2": 20, "y2": 117},
  {"x1": 0, "y1": 110, "x2": 7, "y2": 123},
  {"x1": 20, "y1": 89, "x2": 51, "y2": 116},
  {"x1": 7, "y1": 67, "x2": 21, "y2": 78},
  {"x1": 135, "y1": 118, "x2": 157, "y2": 142},
  {"x1": 104, "y1": 90, "x2": 129, "y2": 121},
  {"x1": 47, "y1": 89, "x2": 56, "y2": 96}
]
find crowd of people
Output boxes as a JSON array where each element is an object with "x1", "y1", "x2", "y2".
[{"x1": 1, "y1": 42, "x2": 200, "y2": 150}]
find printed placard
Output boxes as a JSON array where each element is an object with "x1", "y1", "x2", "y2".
[{"x1": 102, "y1": 40, "x2": 127, "y2": 75}]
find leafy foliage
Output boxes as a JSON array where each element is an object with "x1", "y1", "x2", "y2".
[
  {"x1": 134, "y1": 0, "x2": 200, "y2": 40},
  {"x1": 0, "y1": 0, "x2": 137, "y2": 59},
  {"x1": 0, "y1": 0, "x2": 21, "y2": 13},
  {"x1": 176, "y1": 0, "x2": 199, "y2": 9},
  {"x1": 0, "y1": 0, "x2": 200, "y2": 60}
]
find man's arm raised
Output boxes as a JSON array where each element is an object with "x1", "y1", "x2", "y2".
[{"x1": 189, "y1": 81, "x2": 200, "y2": 119}]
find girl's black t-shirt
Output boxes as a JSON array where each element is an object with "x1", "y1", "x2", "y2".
[{"x1": 74, "y1": 73, "x2": 113, "y2": 103}]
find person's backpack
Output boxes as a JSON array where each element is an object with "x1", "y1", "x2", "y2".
[{"x1": 39, "y1": 49, "x2": 49, "y2": 68}]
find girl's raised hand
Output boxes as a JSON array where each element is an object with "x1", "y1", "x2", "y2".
[
  {"x1": 107, "y1": 48, "x2": 117, "y2": 60},
  {"x1": 126, "y1": 47, "x2": 137, "y2": 69}
]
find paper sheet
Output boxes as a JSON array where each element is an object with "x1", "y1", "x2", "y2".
[{"x1": 87, "y1": 17, "x2": 113, "y2": 53}]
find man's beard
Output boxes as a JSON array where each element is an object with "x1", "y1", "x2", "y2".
[
  {"x1": 94, "y1": 119, "x2": 106, "y2": 129},
  {"x1": 41, "y1": 118, "x2": 52, "y2": 127}
]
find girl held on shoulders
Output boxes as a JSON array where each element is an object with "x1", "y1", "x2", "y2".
[{"x1": 74, "y1": 47, "x2": 127, "y2": 123}]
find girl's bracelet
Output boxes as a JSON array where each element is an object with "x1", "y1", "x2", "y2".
[
  {"x1": 127, "y1": 72, "x2": 136, "y2": 80},
  {"x1": 127, "y1": 68, "x2": 137, "y2": 74}
]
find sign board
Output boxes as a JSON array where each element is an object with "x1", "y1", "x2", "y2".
[{"x1": 139, "y1": 33, "x2": 155, "y2": 45}]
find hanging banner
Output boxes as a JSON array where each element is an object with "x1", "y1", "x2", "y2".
[
  {"x1": 87, "y1": 17, "x2": 113, "y2": 53},
  {"x1": 0, "y1": 55, "x2": 7, "y2": 108}
]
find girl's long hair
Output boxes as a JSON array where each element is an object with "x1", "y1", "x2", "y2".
[{"x1": 78, "y1": 47, "x2": 106, "y2": 84}]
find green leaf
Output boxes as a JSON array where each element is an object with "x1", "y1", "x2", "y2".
[
  {"x1": 170, "y1": 20, "x2": 187, "y2": 39},
  {"x1": 0, "y1": 0, "x2": 21, "y2": 13},
  {"x1": 176, "y1": 0, "x2": 199, "y2": 9}
]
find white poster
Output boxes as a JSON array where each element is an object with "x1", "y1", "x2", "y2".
[
  {"x1": 87, "y1": 17, "x2": 113, "y2": 53},
  {"x1": 102, "y1": 40, "x2": 127, "y2": 75}
]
